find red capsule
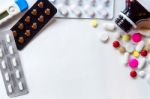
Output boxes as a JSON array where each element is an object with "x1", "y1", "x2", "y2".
[
  {"x1": 140, "y1": 50, "x2": 148, "y2": 57},
  {"x1": 113, "y1": 41, "x2": 120, "y2": 48},
  {"x1": 130, "y1": 70, "x2": 137, "y2": 78}
]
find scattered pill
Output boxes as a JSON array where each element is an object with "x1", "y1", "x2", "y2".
[
  {"x1": 119, "y1": 46, "x2": 126, "y2": 54},
  {"x1": 122, "y1": 52, "x2": 129, "y2": 65},
  {"x1": 125, "y1": 43, "x2": 134, "y2": 53},
  {"x1": 122, "y1": 34, "x2": 130, "y2": 42},
  {"x1": 113, "y1": 41, "x2": 120, "y2": 48},
  {"x1": 128, "y1": 58, "x2": 138, "y2": 69},
  {"x1": 130, "y1": 70, "x2": 137, "y2": 78},
  {"x1": 138, "y1": 70, "x2": 145, "y2": 78},
  {"x1": 100, "y1": 33, "x2": 109, "y2": 43},
  {"x1": 138, "y1": 58, "x2": 146, "y2": 70},
  {"x1": 91, "y1": 19, "x2": 98, "y2": 28},
  {"x1": 103, "y1": 23, "x2": 116, "y2": 32},
  {"x1": 136, "y1": 41, "x2": 145, "y2": 52},
  {"x1": 131, "y1": 33, "x2": 142, "y2": 43},
  {"x1": 140, "y1": 49, "x2": 148, "y2": 57},
  {"x1": 132, "y1": 51, "x2": 140, "y2": 58},
  {"x1": 113, "y1": 32, "x2": 121, "y2": 40}
]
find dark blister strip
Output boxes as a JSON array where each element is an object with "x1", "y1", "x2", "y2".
[{"x1": 11, "y1": 0, "x2": 57, "y2": 50}]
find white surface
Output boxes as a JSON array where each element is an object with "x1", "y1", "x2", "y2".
[{"x1": 0, "y1": 0, "x2": 150, "y2": 99}]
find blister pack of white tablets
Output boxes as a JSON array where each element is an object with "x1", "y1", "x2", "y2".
[
  {"x1": 50, "y1": 0, "x2": 115, "y2": 19},
  {"x1": 0, "y1": 30, "x2": 28, "y2": 97}
]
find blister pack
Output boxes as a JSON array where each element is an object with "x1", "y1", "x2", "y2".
[
  {"x1": 11, "y1": 0, "x2": 57, "y2": 50},
  {"x1": 50, "y1": 0, "x2": 115, "y2": 19},
  {"x1": 0, "y1": 30, "x2": 28, "y2": 97}
]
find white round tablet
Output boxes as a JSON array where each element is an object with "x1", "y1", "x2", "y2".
[
  {"x1": 99, "y1": 33, "x2": 109, "y2": 43},
  {"x1": 125, "y1": 43, "x2": 135, "y2": 53},
  {"x1": 138, "y1": 70, "x2": 145, "y2": 78}
]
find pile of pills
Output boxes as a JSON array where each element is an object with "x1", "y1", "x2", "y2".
[
  {"x1": 98, "y1": 22, "x2": 150, "y2": 84},
  {"x1": 11, "y1": 0, "x2": 57, "y2": 50},
  {"x1": 50, "y1": 0, "x2": 115, "y2": 19},
  {"x1": 0, "y1": 30, "x2": 28, "y2": 97}
]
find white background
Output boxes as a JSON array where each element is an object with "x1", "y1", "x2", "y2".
[{"x1": 0, "y1": 0, "x2": 150, "y2": 99}]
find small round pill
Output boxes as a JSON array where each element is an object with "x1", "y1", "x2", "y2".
[
  {"x1": 25, "y1": 30, "x2": 31, "y2": 37},
  {"x1": 12, "y1": 31, "x2": 17, "y2": 37},
  {"x1": 45, "y1": 8, "x2": 51, "y2": 15},
  {"x1": 130, "y1": 70, "x2": 137, "y2": 78},
  {"x1": 132, "y1": 51, "x2": 140, "y2": 58},
  {"x1": 113, "y1": 41, "x2": 120, "y2": 48},
  {"x1": 100, "y1": 33, "x2": 109, "y2": 43},
  {"x1": 25, "y1": 16, "x2": 30, "y2": 23},
  {"x1": 140, "y1": 49, "x2": 148, "y2": 57},
  {"x1": 31, "y1": 23, "x2": 37, "y2": 30},
  {"x1": 18, "y1": 37, "x2": 24, "y2": 44},
  {"x1": 119, "y1": 46, "x2": 126, "y2": 54},
  {"x1": 91, "y1": 19, "x2": 98, "y2": 28},
  {"x1": 125, "y1": 43, "x2": 134, "y2": 53},
  {"x1": 138, "y1": 70, "x2": 145, "y2": 78},
  {"x1": 128, "y1": 58, "x2": 138, "y2": 69},
  {"x1": 122, "y1": 34, "x2": 130, "y2": 42},
  {"x1": 18, "y1": 23, "x2": 24, "y2": 30},
  {"x1": 31, "y1": 9, "x2": 37, "y2": 15},
  {"x1": 38, "y1": 2, "x2": 44, "y2": 8},
  {"x1": 113, "y1": 32, "x2": 121, "y2": 40},
  {"x1": 38, "y1": 15, "x2": 44, "y2": 23},
  {"x1": 131, "y1": 33, "x2": 142, "y2": 43}
]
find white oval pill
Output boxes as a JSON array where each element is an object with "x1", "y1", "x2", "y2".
[
  {"x1": 9, "y1": 46, "x2": 14, "y2": 54},
  {"x1": 136, "y1": 41, "x2": 145, "y2": 52},
  {"x1": 1, "y1": 60, "x2": 6, "y2": 69},
  {"x1": 6, "y1": 34, "x2": 11, "y2": 43},
  {"x1": 138, "y1": 71, "x2": 145, "y2": 78},
  {"x1": 8, "y1": 84, "x2": 12, "y2": 93},
  {"x1": 122, "y1": 52, "x2": 130, "y2": 65},
  {"x1": 125, "y1": 43, "x2": 134, "y2": 53},
  {"x1": 103, "y1": 23, "x2": 116, "y2": 32},
  {"x1": 0, "y1": 48, "x2": 3, "y2": 58},
  {"x1": 12, "y1": 58, "x2": 17, "y2": 67},
  {"x1": 18, "y1": 82, "x2": 24, "y2": 90},
  {"x1": 5, "y1": 73, "x2": 9, "y2": 81},
  {"x1": 138, "y1": 58, "x2": 146, "y2": 70},
  {"x1": 16, "y1": 70, "x2": 20, "y2": 79},
  {"x1": 99, "y1": 33, "x2": 109, "y2": 43}
]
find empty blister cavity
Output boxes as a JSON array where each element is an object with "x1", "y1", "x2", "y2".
[
  {"x1": 6, "y1": 34, "x2": 11, "y2": 43},
  {"x1": 8, "y1": 46, "x2": 14, "y2": 54},
  {"x1": 122, "y1": 52, "x2": 130, "y2": 65},
  {"x1": 18, "y1": 82, "x2": 24, "y2": 91},
  {"x1": 7, "y1": 84, "x2": 13, "y2": 93},
  {"x1": 0, "y1": 48, "x2": 3, "y2": 58},
  {"x1": 15, "y1": 70, "x2": 21, "y2": 79},
  {"x1": 5, "y1": 72, "x2": 10, "y2": 81},
  {"x1": 1, "y1": 60, "x2": 6, "y2": 69},
  {"x1": 12, "y1": 58, "x2": 17, "y2": 67}
]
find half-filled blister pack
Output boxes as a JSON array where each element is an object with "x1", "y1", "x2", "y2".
[
  {"x1": 50, "y1": 0, "x2": 115, "y2": 19},
  {"x1": 0, "y1": 30, "x2": 28, "y2": 97},
  {"x1": 11, "y1": 0, "x2": 57, "y2": 50}
]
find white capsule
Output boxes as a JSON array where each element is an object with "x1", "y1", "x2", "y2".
[
  {"x1": 70, "y1": 5, "x2": 82, "y2": 17},
  {"x1": 146, "y1": 74, "x2": 150, "y2": 85},
  {"x1": 18, "y1": 82, "x2": 24, "y2": 90},
  {"x1": 6, "y1": 34, "x2": 11, "y2": 43},
  {"x1": 84, "y1": 5, "x2": 95, "y2": 17},
  {"x1": 1, "y1": 60, "x2": 6, "y2": 69},
  {"x1": 8, "y1": 84, "x2": 12, "y2": 93},
  {"x1": 138, "y1": 70, "x2": 145, "y2": 78},
  {"x1": 9, "y1": 46, "x2": 14, "y2": 54},
  {"x1": 99, "y1": 33, "x2": 109, "y2": 43},
  {"x1": 138, "y1": 58, "x2": 146, "y2": 70},
  {"x1": 12, "y1": 58, "x2": 17, "y2": 67},
  {"x1": 136, "y1": 41, "x2": 145, "y2": 52},
  {"x1": 103, "y1": 23, "x2": 116, "y2": 32},
  {"x1": 122, "y1": 52, "x2": 130, "y2": 65},
  {"x1": 5, "y1": 73, "x2": 9, "y2": 81},
  {"x1": 0, "y1": 48, "x2": 3, "y2": 58},
  {"x1": 16, "y1": 70, "x2": 20, "y2": 79},
  {"x1": 125, "y1": 43, "x2": 134, "y2": 53}
]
